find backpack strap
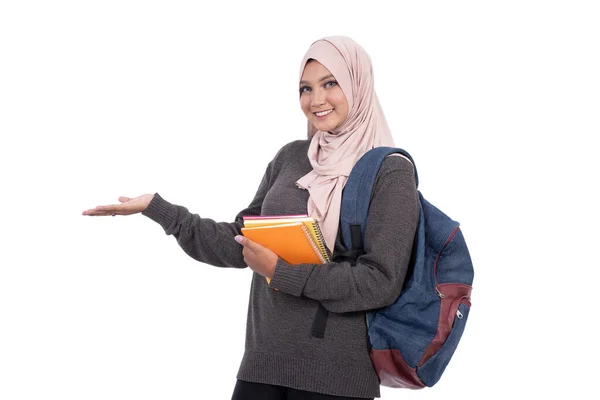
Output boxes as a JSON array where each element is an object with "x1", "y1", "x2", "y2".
[
  {"x1": 310, "y1": 146, "x2": 418, "y2": 339},
  {"x1": 340, "y1": 147, "x2": 418, "y2": 251}
]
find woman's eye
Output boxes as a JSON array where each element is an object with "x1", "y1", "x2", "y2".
[
  {"x1": 299, "y1": 86, "x2": 311, "y2": 94},
  {"x1": 324, "y1": 80, "x2": 337, "y2": 88}
]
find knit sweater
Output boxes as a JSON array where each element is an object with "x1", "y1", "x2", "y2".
[{"x1": 141, "y1": 139, "x2": 419, "y2": 398}]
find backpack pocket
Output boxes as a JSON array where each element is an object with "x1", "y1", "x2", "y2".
[{"x1": 416, "y1": 301, "x2": 470, "y2": 386}]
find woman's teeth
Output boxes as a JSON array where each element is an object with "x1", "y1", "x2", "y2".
[{"x1": 315, "y1": 109, "x2": 333, "y2": 117}]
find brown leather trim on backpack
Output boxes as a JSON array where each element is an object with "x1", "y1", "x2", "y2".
[
  {"x1": 418, "y1": 283, "x2": 472, "y2": 367},
  {"x1": 370, "y1": 349, "x2": 425, "y2": 389}
]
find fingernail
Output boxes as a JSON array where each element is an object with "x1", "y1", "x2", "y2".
[{"x1": 234, "y1": 235, "x2": 244, "y2": 244}]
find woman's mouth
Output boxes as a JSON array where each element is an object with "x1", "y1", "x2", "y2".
[{"x1": 314, "y1": 109, "x2": 333, "y2": 118}]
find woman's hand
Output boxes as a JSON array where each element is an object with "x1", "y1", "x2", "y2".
[
  {"x1": 81, "y1": 194, "x2": 155, "y2": 217},
  {"x1": 235, "y1": 236, "x2": 279, "y2": 279}
]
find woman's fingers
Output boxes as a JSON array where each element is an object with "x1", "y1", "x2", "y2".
[
  {"x1": 92, "y1": 196, "x2": 131, "y2": 212},
  {"x1": 81, "y1": 208, "x2": 117, "y2": 216},
  {"x1": 94, "y1": 204, "x2": 121, "y2": 212},
  {"x1": 81, "y1": 201, "x2": 126, "y2": 216}
]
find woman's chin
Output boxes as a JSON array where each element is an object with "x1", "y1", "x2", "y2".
[{"x1": 313, "y1": 122, "x2": 337, "y2": 133}]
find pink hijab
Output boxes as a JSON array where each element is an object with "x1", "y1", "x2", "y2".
[{"x1": 295, "y1": 36, "x2": 396, "y2": 253}]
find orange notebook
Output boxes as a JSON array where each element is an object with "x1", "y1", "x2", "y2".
[
  {"x1": 243, "y1": 216, "x2": 329, "y2": 262},
  {"x1": 241, "y1": 221, "x2": 328, "y2": 285}
]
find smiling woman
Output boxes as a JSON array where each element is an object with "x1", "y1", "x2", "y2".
[{"x1": 82, "y1": 36, "x2": 418, "y2": 400}]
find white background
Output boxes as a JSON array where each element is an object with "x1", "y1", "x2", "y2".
[{"x1": 1, "y1": 1, "x2": 599, "y2": 399}]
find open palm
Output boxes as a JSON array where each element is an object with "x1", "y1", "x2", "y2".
[{"x1": 81, "y1": 194, "x2": 154, "y2": 217}]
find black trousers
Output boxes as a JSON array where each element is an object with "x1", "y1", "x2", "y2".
[{"x1": 231, "y1": 380, "x2": 374, "y2": 400}]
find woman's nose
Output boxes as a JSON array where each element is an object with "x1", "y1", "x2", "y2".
[{"x1": 311, "y1": 90, "x2": 326, "y2": 107}]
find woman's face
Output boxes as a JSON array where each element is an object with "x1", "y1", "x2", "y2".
[{"x1": 299, "y1": 60, "x2": 349, "y2": 133}]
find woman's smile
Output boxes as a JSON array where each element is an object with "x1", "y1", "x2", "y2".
[{"x1": 314, "y1": 109, "x2": 334, "y2": 118}]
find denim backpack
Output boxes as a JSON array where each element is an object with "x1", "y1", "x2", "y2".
[{"x1": 340, "y1": 147, "x2": 474, "y2": 389}]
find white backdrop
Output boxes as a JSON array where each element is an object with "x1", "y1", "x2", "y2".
[{"x1": 1, "y1": 1, "x2": 599, "y2": 399}]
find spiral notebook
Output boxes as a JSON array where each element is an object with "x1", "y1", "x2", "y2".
[{"x1": 241, "y1": 215, "x2": 330, "y2": 284}]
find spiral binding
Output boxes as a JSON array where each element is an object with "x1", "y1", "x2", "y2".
[
  {"x1": 310, "y1": 221, "x2": 330, "y2": 262},
  {"x1": 300, "y1": 224, "x2": 327, "y2": 264}
]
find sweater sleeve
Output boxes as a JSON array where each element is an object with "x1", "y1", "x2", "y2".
[
  {"x1": 141, "y1": 162, "x2": 273, "y2": 269},
  {"x1": 268, "y1": 156, "x2": 420, "y2": 313}
]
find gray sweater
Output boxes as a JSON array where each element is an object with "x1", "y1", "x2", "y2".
[{"x1": 142, "y1": 139, "x2": 419, "y2": 398}]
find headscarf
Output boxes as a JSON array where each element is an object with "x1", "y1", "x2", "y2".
[{"x1": 295, "y1": 36, "x2": 396, "y2": 253}]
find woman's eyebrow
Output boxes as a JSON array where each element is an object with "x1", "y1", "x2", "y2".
[{"x1": 299, "y1": 74, "x2": 335, "y2": 85}]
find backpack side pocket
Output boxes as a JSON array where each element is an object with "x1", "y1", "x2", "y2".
[{"x1": 416, "y1": 301, "x2": 471, "y2": 386}]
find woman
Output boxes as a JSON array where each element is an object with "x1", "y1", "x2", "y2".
[{"x1": 83, "y1": 36, "x2": 419, "y2": 400}]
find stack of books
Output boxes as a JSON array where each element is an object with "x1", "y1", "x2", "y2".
[{"x1": 241, "y1": 214, "x2": 330, "y2": 284}]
